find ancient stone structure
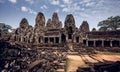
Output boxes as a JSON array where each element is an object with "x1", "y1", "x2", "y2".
[{"x1": 10, "y1": 12, "x2": 120, "y2": 48}]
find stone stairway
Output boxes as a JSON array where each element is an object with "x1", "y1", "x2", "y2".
[
  {"x1": 56, "y1": 60, "x2": 66, "y2": 72},
  {"x1": 66, "y1": 39, "x2": 74, "y2": 51}
]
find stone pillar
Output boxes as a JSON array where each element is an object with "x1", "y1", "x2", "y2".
[
  {"x1": 54, "y1": 37, "x2": 55, "y2": 44},
  {"x1": 74, "y1": 36, "x2": 76, "y2": 43},
  {"x1": 110, "y1": 40, "x2": 112, "y2": 47},
  {"x1": 21, "y1": 36, "x2": 23, "y2": 42},
  {"x1": 35, "y1": 36, "x2": 38, "y2": 44},
  {"x1": 48, "y1": 37, "x2": 50, "y2": 44},
  {"x1": 86, "y1": 40, "x2": 88, "y2": 47},
  {"x1": 41, "y1": 37, "x2": 43, "y2": 43},
  {"x1": 59, "y1": 37, "x2": 61, "y2": 43},
  {"x1": 43, "y1": 37, "x2": 45, "y2": 44},
  {"x1": 66, "y1": 34, "x2": 68, "y2": 41}
]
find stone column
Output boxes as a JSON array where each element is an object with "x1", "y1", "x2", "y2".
[
  {"x1": 54, "y1": 37, "x2": 55, "y2": 44},
  {"x1": 110, "y1": 40, "x2": 112, "y2": 47},
  {"x1": 86, "y1": 40, "x2": 88, "y2": 47},
  {"x1": 73, "y1": 36, "x2": 76, "y2": 43},
  {"x1": 48, "y1": 37, "x2": 50, "y2": 44},
  {"x1": 66, "y1": 34, "x2": 68, "y2": 41},
  {"x1": 59, "y1": 37, "x2": 61, "y2": 43},
  {"x1": 21, "y1": 36, "x2": 23, "y2": 42}
]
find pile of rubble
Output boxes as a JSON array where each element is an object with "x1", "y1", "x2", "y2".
[{"x1": 0, "y1": 39, "x2": 66, "y2": 72}]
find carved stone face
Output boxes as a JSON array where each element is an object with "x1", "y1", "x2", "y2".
[
  {"x1": 20, "y1": 18, "x2": 29, "y2": 29},
  {"x1": 80, "y1": 21, "x2": 90, "y2": 32},
  {"x1": 64, "y1": 14, "x2": 76, "y2": 33},
  {"x1": 35, "y1": 12, "x2": 45, "y2": 27}
]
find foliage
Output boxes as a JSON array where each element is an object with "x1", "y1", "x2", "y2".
[
  {"x1": 98, "y1": 16, "x2": 120, "y2": 31},
  {"x1": 0, "y1": 23, "x2": 12, "y2": 34}
]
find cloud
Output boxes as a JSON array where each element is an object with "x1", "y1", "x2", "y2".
[
  {"x1": 60, "y1": 4, "x2": 66, "y2": 8},
  {"x1": 21, "y1": 6, "x2": 28, "y2": 12},
  {"x1": 8, "y1": 0, "x2": 17, "y2": 3},
  {"x1": 55, "y1": 9, "x2": 60, "y2": 13},
  {"x1": 62, "y1": 3, "x2": 80, "y2": 13},
  {"x1": 82, "y1": 0, "x2": 91, "y2": 3},
  {"x1": 63, "y1": 0, "x2": 72, "y2": 4},
  {"x1": 25, "y1": 0, "x2": 34, "y2": 4},
  {"x1": 21, "y1": 6, "x2": 37, "y2": 15},
  {"x1": 86, "y1": 2, "x2": 95, "y2": 7},
  {"x1": 41, "y1": 5, "x2": 48, "y2": 9},
  {"x1": 49, "y1": 0, "x2": 60, "y2": 5},
  {"x1": 62, "y1": 7, "x2": 69, "y2": 13}
]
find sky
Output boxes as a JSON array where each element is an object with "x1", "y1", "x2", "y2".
[{"x1": 0, "y1": 0, "x2": 120, "y2": 30}]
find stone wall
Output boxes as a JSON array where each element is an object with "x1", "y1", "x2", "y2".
[{"x1": 10, "y1": 12, "x2": 120, "y2": 48}]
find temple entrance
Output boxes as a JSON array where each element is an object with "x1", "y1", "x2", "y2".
[
  {"x1": 44, "y1": 37, "x2": 48, "y2": 43},
  {"x1": 112, "y1": 40, "x2": 119, "y2": 47},
  {"x1": 104, "y1": 41, "x2": 110, "y2": 47},
  {"x1": 61, "y1": 34, "x2": 66, "y2": 43},
  {"x1": 96, "y1": 40, "x2": 102, "y2": 47},
  {"x1": 88, "y1": 41, "x2": 94, "y2": 47},
  {"x1": 68, "y1": 26, "x2": 73, "y2": 39},
  {"x1": 76, "y1": 37, "x2": 79, "y2": 43},
  {"x1": 50, "y1": 37, "x2": 54, "y2": 43},
  {"x1": 83, "y1": 40, "x2": 86, "y2": 45},
  {"x1": 55, "y1": 37, "x2": 59, "y2": 43}
]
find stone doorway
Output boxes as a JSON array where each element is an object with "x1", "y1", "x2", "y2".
[
  {"x1": 68, "y1": 26, "x2": 73, "y2": 39},
  {"x1": 61, "y1": 34, "x2": 66, "y2": 43}
]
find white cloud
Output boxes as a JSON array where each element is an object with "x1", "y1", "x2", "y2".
[
  {"x1": 8, "y1": 0, "x2": 17, "y2": 3},
  {"x1": 62, "y1": 3, "x2": 80, "y2": 13},
  {"x1": 60, "y1": 5, "x2": 66, "y2": 8},
  {"x1": 55, "y1": 9, "x2": 60, "y2": 13},
  {"x1": 21, "y1": 6, "x2": 28, "y2": 12},
  {"x1": 49, "y1": 0, "x2": 60, "y2": 5},
  {"x1": 41, "y1": 5, "x2": 48, "y2": 9},
  {"x1": 25, "y1": 0, "x2": 34, "y2": 4},
  {"x1": 86, "y1": 2, "x2": 95, "y2": 7},
  {"x1": 21, "y1": 6, "x2": 37, "y2": 15},
  {"x1": 82, "y1": 0, "x2": 91, "y2": 3},
  {"x1": 62, "y1": 7, "x2": 69, "y2": 13},
  {"x1": 63, "y1": 0, "x2": 72, "y2": 4}
]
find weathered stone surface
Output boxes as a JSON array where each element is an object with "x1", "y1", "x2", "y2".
[
  {"x1": 46, "y1": 12, "x2": 62, "y2": 30},
  {"x1": 52, "y1": 12, "x2": 59, "y2": 24},
  {"x1": 20, "y1": 18, "x2": 29, "y2": 29},
  {"x1": 34, "y1": 12, "x2": 45, "y2": 35},
  {"x1": 46, "y1": 19, "x2": 53, "y2": 30},
  {"x1": 11, "y1": 18, "x2": 33, "y2": 42},
  {"x1": 79, "y1": 21, "x2": 90, "y2": 32},
  {"x1": 92, "y1": 28, "x2": 96, "y2": 31},
  {"x1": 64, "y1": 14, "x2": 76, "y2": 33}
]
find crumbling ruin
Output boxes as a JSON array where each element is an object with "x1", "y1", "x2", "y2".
[
  {"x1": 0, "y1": 12, "x2": 120, "y2": 72},
  {"x1": 9, "y1": 12, "x2": 120, "y2": 49}
]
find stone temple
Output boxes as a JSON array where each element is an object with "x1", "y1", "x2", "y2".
[
  {"x1": 1, "y1": 12, "x2": 120, "y2": 72},
  {"x1": 10, "y1": 12, "x2": 120, "y2": 49}
]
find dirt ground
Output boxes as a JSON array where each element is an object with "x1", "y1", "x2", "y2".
[{"x1": 66, "y1": 54, "x2": 120, "y2": 72}]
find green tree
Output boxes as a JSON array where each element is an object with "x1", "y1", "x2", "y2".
[
  {"x1": 0, "y1": 23, "x2": 12, "y2": 34},
  {"x1": 98, "y1": 16, "x2": 120, "y2": 31}
]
